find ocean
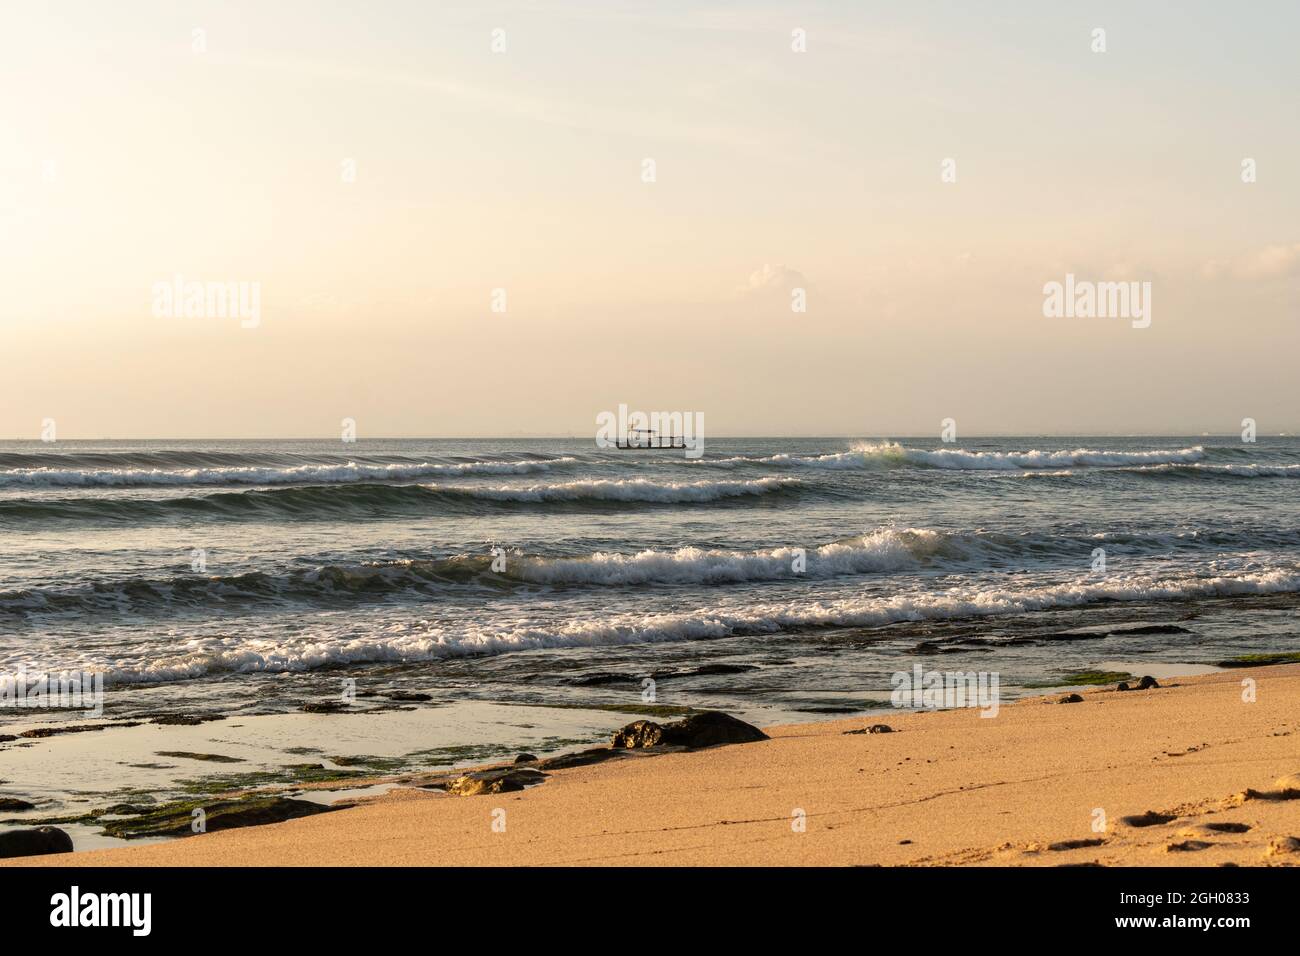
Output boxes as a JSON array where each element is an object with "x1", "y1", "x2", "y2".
[{"x1": 2, "y1": 435, "x2": 1298, "y2": 839}]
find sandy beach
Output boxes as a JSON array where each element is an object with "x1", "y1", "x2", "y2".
[{"x1": 8, "y1": 664, "x2": 1298, "y2": 867}]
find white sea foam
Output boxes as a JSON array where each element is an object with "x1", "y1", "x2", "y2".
[
  {"x1": 0, "y1": 458, "x2": 576, "y2": 488},
  {"x1": 1124, "y1": 463, "x2": 1300, "y2": 478},
  {"x1": 512, "y1": 529, "x2": 943, "y2": 585},
  {"x1": 851, "y1": 442, "x2": 1208, "y2": 470},
  {"x1": 429, "y1": 476, "x2": 799, "y2": 502},
  {"x1": 90, "y1": 566, "x2": 1300, "y2": 684},
  {"x1": 693, "y1": 444, "x2": 1212, "y2": 471}
]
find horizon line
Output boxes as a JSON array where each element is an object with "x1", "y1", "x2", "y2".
[{"x1": 2, "y1": 432, "x2": 1294, "y2": 442}]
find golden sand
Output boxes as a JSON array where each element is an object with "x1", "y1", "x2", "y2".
[{"x1": 8, "y1": 665, "x2": 1299, "y2": 867}]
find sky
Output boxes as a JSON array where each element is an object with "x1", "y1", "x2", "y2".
[{"x1": 1, "y1": 0, "x2": 1297, "y2": 438}]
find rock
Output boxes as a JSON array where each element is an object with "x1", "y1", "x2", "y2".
[
  {"x1": 385, "y1": 691, "x2": 432, "y2": 702},
  {"x1": 445, "y1": 768, "x2": 547, "y2": 796},
  {"x1": 0, "y1": 798, "x2": 36, "y2": 811},
  {"x1": 149, "y1": 714, "x2": 221, "y2": 726},
  {"x1": 844, "y1": 724, "x2": 894, "y2": 735},
  {"x1": 1116, "y1": 682, "x2": 1129, "y2": 691},
  {"x1": 302, "y1": 701, "x2": 349, "y2": 714},
  {"x1": 567, "y1": 664, "x2": 758, "y2": 687},
  {"x1": 0, "y1": 735, "x2": 18, "y2": 743},
  {"x1": 611, "y1": 711, "x2": 769, "y2": 750},
  {"x1": 155, "y1": 751, "x2": 245, "y2": 763},
  {"x1": 100, "y1": 797, "x2": 335, "y2": 839},
  {"x1": 534, "y1": 748, "x2": 625, "y2": 770},
  {"x1": 20, "y1": 723, "x2": 140, "y2": 738},
  {"x1": 1058, "y1": 694, "x2": 1084, "y2": 704},
  {"x1": 0, "y1": 827, "x2": 74, "y2": 858},
  {"x1": 513, "y1": 753, "x2": 538, "y2": 764},
  {"x1": 1136, "y1": 676, "x2": 1160, "y2": 690},
  {"x1": 611, "y1": 720, "x2": 665, "y2": 748}
]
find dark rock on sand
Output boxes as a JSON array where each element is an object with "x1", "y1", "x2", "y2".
[
  {"x1": 444, "y1": 767, "x2": 547, "y2": 796},
  {"x1": 19, "y1": 722, "x2": 140, "y2": 738},
  {"x1": 302, "y1": 701, "x2": 350, "y2": 714},
  {"x1": 0, "y1": 735, "x2": 18, "y2": 743},
  {"x1": 155, "y1": 751, "x2": 245, "y2": 763},
  {"x1": 148, "y1": 714, "x2": 225, "y2": 726},
  {"x1": 534, "y1": 748, "x2": 627, "y2": 770},
  {"x1": 566, "y1": 663, "x2": 757, "y2": 687},
  {"x1": 513, "y1": 753, "x2": 538, "y2": 763},
  {"x1": 0, "y1": 798, "x2": 36, "y2": 811},
  {"x1": 1120, "y1": 675, "x2": 1161, "y2": 691},
  {"x1": 610, "y1": 720, "x2": 665, "y2": 748},
  {"x1": 611, "y1": 711, "x2": 768, "y2": 750},
  {"x1": 844, "y1": 724, "x2": 894, "y2": 735},
  {"x1": 100, "y1": 796, "x2": 335, "y2": 839},
  {"x1": 0, "y1": 826, "x2": 74, "y2": 858},
  {"x1": 1057, "y1": 694, "x2": 1084, "y2": 704}
]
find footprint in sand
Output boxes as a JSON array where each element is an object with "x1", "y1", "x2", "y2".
[
  {"x1": 1182, "y1": 821, "x2": 1252, "y2": 836},
  {"x1": 1122, "y1": 810, "x2": 1178, "y2": 827},
  {"x1": 1265, "y1": 836, "x2": 1300, "y2": 858},
  {"x1": 1165, "y1": 839, "x2": 1214, "y2": 852},
  {"x1": 1020, "y1": 837, "x2": 1105, "y2": 855},
  {"x1": 1047, "y1": 838, "x2": 1106, "y2": 851},
  {"x1": 1221, "y1": 773, "x2": 1300, "y2": 808}
]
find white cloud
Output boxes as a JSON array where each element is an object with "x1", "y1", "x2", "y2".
[
  {"x1": 738, "y1": 263, "x2": 807, "y2": 297},
  {"x1": 1203, "y1": 242, "x2": 1300, "y2": 280}
]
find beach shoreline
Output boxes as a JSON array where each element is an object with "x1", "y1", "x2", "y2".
[{"x1": 7, "y1": 664, "x2": 1298, "y2": 867}]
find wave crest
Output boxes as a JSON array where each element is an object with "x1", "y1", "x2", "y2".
[
  {"x1": 852, "y1": 442, "x2": 1207, "y2": 470},
  {"x1": 0, "y1": 458, "x2": 576, "y2": 488}
]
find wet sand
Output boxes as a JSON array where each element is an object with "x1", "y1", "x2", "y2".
[{"x1": 7, "y1": 665, "x2": 1299, "y2": 866}]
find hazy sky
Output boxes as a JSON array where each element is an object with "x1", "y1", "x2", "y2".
[{"x1": 2, "y1": 1, "x2": 1297, "y2": 438}]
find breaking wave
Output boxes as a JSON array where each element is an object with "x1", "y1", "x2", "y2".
[
  {"x1": 82, "y1": 566, "x2": 1300, "y2": 684},
  {"x1": 0, "y1": 458, "x2": 577, "y2": 488},
  {"x1": 437, "y1": 476, "x2": 800, "y2": 503},
  {"x1": 0, "y1": 475, "x2": 801, "y2": 524},
  {"x1": 851, "y1": 442, "x2": 1209, "y2": 470}
]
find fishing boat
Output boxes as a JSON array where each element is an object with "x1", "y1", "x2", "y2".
[{"x1": 612, "y1": 427, "x2": 686, "y2": 450}]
